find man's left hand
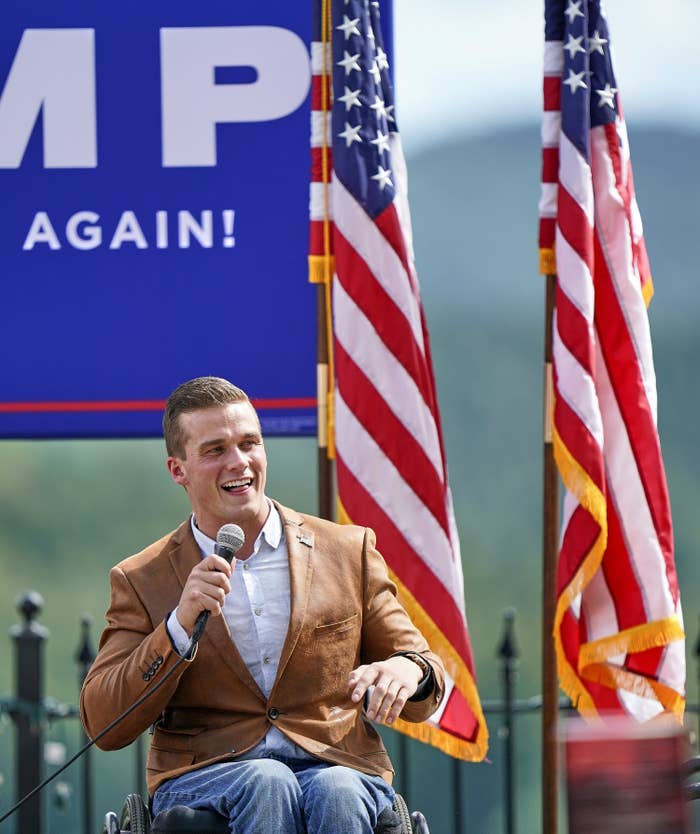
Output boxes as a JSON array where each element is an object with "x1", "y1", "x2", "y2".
[{"x1": 348, "y1": 657, "x2": 423, "y2": 725}]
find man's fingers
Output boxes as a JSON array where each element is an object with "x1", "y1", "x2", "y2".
[
  {"x1": 178, "y1": 556, "x2": 234, "y2": 632},
  {"x1": 384, "y1": 688, "x2": 410, "y2": 725},
  {"x1": 183, "y1": 583, "x2": 224, "y2": 612},
  {"x1": 348, "y1": 665, "x2": 377, "y2": 702},
  {"x1": 367, "y1": 677, "x2": 406, "y2": 724},
  {"x1": 198, "y1": 554, "x2": 234, "y2": 578},
  {"x1": 349, "y1": 656, "x2": 424, "y2": 721}
]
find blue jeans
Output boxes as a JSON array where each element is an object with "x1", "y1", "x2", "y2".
[{"x1": 151, "y1": 755, "x2": 395, "y2": 834}]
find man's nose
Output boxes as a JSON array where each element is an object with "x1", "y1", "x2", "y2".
[{"x1": 224, "y1": 446, "x2": 247, "y2": 468}]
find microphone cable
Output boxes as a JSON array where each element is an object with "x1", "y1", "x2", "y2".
[
  {"x1": 1, "y1": 522, "x2": 245, "y2": 823},
  {"x1": 0, "y1": 647, "x2": 190, "y2": 824}
]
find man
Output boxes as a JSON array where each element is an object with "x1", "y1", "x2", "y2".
[{"x1": 81, "y1": 376, "x2": 445, "y2": 834}]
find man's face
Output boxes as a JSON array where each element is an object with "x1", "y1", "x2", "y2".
[{"x1": 166, "y1": 401, "x2": 268, "y2": 540}]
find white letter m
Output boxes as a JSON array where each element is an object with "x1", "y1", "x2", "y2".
[{"x1": 0, "y1": 29, "x2": 97, "y2": 168}]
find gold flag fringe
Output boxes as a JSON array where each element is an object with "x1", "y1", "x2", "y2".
[
  {"x1": 551, "y1": 411, "x2": 685, "y2": 720},
  {"x1": 539, "y1": 247, "x2": 556, "y2": 276},
  {"x1": 308, "y1": 255, "x2": 334, "y2": 284},
  {"x1": 337, "y1": 499, "x2": 489, "y2": 761}
]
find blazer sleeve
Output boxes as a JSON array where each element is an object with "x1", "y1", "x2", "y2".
[
  {"x1": 80, "y1": 565, "x2": 195, "y2": 750},
  {"x1": 358, "y1": 527, "x2": 446, "y2": 723}
]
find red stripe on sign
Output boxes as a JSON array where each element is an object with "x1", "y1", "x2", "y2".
[
  {"x1": 0, "y1": 398, "x2": 316, "y2": 414},
  {"x1": 253, "y1": 398, "x2": 316, "y2": 410}
]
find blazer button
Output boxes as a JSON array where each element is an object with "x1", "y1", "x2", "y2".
[{"x1": 267, "y1": 707, "x2": 280, "y2": 720}]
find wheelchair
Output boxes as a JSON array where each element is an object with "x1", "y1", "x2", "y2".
[{"x1": 102, "y1": 790, "x2": 430, "y2": 833}]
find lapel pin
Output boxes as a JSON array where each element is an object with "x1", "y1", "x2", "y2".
[{"x1": 297, "y1": 533, "x2": 313, "y2": 548}]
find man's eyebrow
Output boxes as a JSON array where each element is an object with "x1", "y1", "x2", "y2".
[
  {"x1": 242, "y1": 432, "x2": 262, "y2": 442},
  {"x1": 197, "y1": 437, "x2": 226, "y2": 452},
  {"x1": 197, "y1": 432, "x2": 261, "y2": 452}
]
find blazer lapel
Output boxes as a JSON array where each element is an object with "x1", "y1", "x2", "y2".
[
  {"x1": 274, "y1": 504, "x2": 314, "y2": 684},
  {"x1": 168, "y1": 519, "x2": 264, "y2": 700}
]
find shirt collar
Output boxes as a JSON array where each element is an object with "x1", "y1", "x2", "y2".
[{"x1": 190, "y1": 499, "x2": 282, "y2": 558}]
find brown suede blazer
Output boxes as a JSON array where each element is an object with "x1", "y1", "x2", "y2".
[{"x1": 80, "y1": 502, "x2": 445, "y2": 795}]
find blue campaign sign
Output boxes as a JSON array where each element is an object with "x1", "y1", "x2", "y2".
[{"x1": 0, "y1": 1, "x2": 325, "y2": 438}]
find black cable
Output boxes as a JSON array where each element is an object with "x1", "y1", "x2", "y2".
[{"x1": 0, "y1": 651, "x2": 189, "y2": 824}]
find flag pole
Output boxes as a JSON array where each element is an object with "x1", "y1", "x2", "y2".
[
  {"x1": 314, "y1": 0, "x2": 335, "y2": 523},
  {"x1": 542, "y1": 271, "x2": 559, "y2": 834},
  {"x1": 316, "y1": 285, "x2": 335, "y2": 522}
]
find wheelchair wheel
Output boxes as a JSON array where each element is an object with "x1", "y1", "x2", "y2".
[
  {"x1": 392, "y1": 793, "x2": 413, "y2": 833},
  {"x1": 119, "y1": 793, "x2": 151, "y2": 834},
  {"x1": 410, "y1": 810, "x2": 430, "y2": 833},
  {"x1": 102, "y1": 810, "x2": 120, "y2": 834}
]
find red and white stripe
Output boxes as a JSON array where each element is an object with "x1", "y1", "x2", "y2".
[
  {"x1": 332, "y1": 161, "x2": 488, "y2": 753},
  {"x1": 541, "y1": 35, "x2": 685, "y2": 720},
  {"x1": 308, "y1": 15, "x2": 487, "y2": 758},
  {"x1": 309, "y1": 39, "x2": 333, "y2": 265}
]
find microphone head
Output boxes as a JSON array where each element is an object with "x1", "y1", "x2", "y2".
[{"x1": 216, "y1": 523, "x2": 245, "y2": 554}]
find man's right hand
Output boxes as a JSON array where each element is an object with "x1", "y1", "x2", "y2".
[{"x1": 175, "y1": 555, "x2": 234, "y2": 635}]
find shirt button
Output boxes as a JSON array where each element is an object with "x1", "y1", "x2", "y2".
[
  {"x1": 268, "y1": 708, "x2": 280, "y2": 720},
  {"x1": 243, "y1": 563, "x2": 250, "y2": 571},
  {"x1": 254, "y1": 607, "x2": 262, "y2": 616},
  {"x1": 263, "y1": 656, "x2": 271, "y2": 665}
]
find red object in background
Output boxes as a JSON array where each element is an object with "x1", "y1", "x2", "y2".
[{"x1": 565, "y1": 718, "x2": 690, "y2": 834}]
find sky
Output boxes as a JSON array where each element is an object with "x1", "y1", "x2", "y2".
[{"x1": 393, "y1": 0, "x2": 700, "y2": 154}]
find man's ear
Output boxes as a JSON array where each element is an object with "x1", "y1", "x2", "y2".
[{"x1": 167, "y1": 456, "x2": 187, "y2": 486}]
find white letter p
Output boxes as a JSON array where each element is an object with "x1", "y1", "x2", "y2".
[{"x1": 160, "y1": 26, "x2": 311, "y2": 167}]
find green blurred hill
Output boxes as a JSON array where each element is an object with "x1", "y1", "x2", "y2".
[{"x1": 0, "y1": 123, "x2": 698, "y2": 833}]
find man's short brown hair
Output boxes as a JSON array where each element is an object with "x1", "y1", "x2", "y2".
[{"x1": 163, "y1": 376, "x2": 251, "y2": 457}]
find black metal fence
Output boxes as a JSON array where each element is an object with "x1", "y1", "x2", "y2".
[{"x1": 1, "y1": 591, "x2": 698, "y2": 834}]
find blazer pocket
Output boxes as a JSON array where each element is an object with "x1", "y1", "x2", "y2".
[
  {"x1": 152, "y1": 725, "x2": 207, "y2": 752},
  {"x1": 147, "y1": 747, "x2": 196, "y2": 774},
  {"x1": 314, "y1": 613, "x2": 360, "y2": 638}
]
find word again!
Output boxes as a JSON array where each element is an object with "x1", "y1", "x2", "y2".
[{"x1": 22, "y1": 209, "x2": 237, "y2": 251}]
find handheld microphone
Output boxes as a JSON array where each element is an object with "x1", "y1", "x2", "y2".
[
  {"x1": 0, "y1": 523, "x2": 245, "y2": 825},
  {"x1": 191, "y1": 523, "x2": 245, "y2": 644},
  {"x1": 213, "y1": 523, "x2": 246, "y2": 563}
]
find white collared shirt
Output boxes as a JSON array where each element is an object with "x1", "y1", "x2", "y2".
[{"x1": 166, "y1": 500, "x2": 314, "y2": 761}]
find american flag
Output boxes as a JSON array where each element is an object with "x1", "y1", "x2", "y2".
[
  {"x1": 539, "y1": 0, "x2": 685, "y2": 718},
  {"x1": 309, "y1": 0, "x2": 487, "y2": 760}
]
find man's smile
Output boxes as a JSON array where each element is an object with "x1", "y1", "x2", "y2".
[{"x1": 221, "y1": 478, "x2": 253, "y2": 492}]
